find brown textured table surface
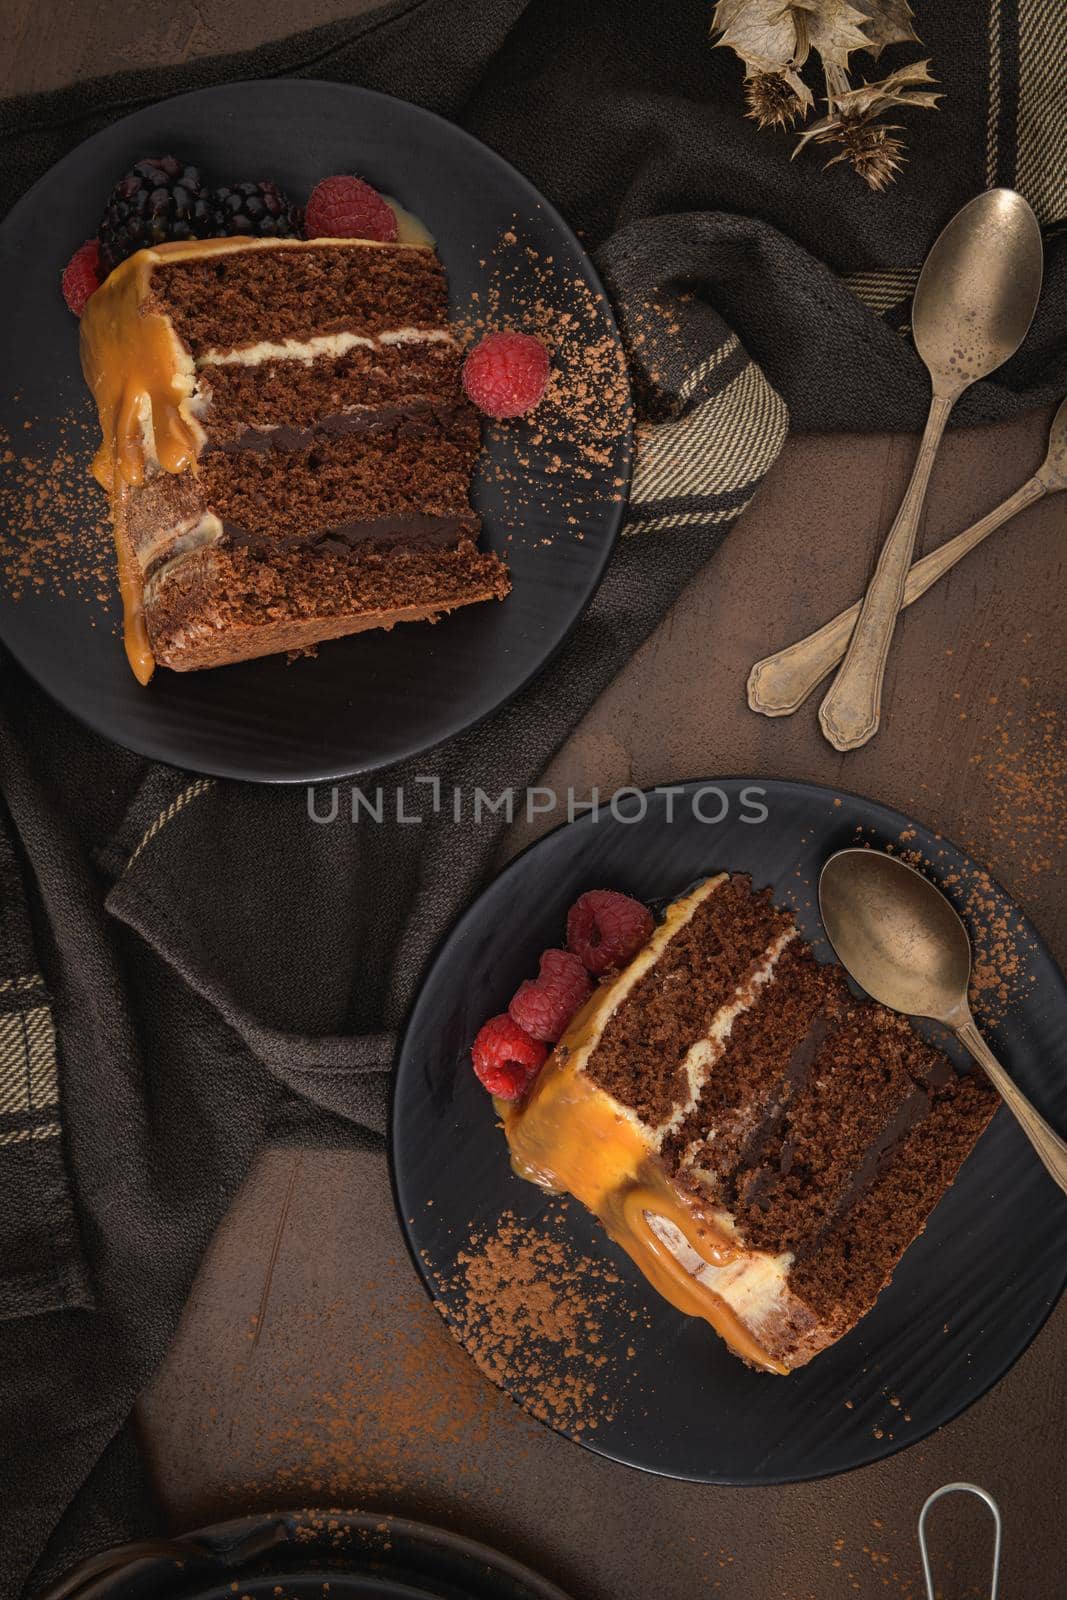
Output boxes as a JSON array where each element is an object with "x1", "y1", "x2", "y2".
[{"x1": 11, "y1": 10, "x2": 1065, "y2": 1600}]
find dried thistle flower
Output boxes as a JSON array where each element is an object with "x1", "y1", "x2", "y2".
[
  {"x1": 824, "y1": 122, "x2": 908, "y2": 189},
  {"x1": 710, "y1": 0, "x2": 940, "y2": 190},
  {"x1": 792, "y1": 62, "x2": 941, "y2": 188},
  {"x1": 744, "y1": 68, "x2": 813, "y2": 130}
]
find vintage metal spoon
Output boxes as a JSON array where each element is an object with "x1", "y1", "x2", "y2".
[
  {"x1": 818, "y1": 190, "x2": 1044, "y2": 751},
  {"x1": 748, "y1": 396, "x2": 1067, "y2": 716},
  {"x1": 819, "y1": 848, "x2": 1067, "y2": 1195}
]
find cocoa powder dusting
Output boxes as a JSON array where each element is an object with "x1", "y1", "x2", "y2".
[
  {"x1": 0, "y1": 409, "x2": 113, "y2": 611},
  {"x1": 966, "y1": 703, "x2": 1065, "y2": 884},
  {"x1": 458, "y1": 224, "x2": 630, "y2": 536},
  {"x1": 435, "y1": 1207, "x2": 645, "y2": 1436},
  {"x1": 903, "y1": 678, "x2": 1065, "y2": 1020},
  {"x1": 822, "y1": 1517, "x2": 995, "y2": 1600},
  {"x1": 230, "y1": 1287, "x2": 524, "y2": 1506},
  {"x1": 181, "y1": 1218, "x2": 641, "y2": 1517}
]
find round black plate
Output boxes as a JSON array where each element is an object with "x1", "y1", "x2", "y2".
[
  {"x1": 54, "y1": 1509, "x2": 571, "y2": 1600},
  {"x1": 392, "y1": 778, "x2": 1067, "y2": 1484},
  {"x1": 0, "y1": 81, "x2": 630, "y2": 782}
]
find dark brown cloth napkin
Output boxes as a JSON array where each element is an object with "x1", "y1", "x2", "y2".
[{"x1": 0, "y1": 1, "x2": 1063, "y2": 1595}]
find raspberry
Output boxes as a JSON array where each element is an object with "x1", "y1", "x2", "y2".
[
  {"x1": 508, "y1": 948, "x2": 592, "y2": 1043},
  {"x1": 462, "y1": 331, "x2": 550, "y2": 419},
  {"x1": 567, "y1": 889, "x2": 654, "y2": 976},
  {"x1": 305, "y1": 176, "x2": 398, "y2": 243},
  {"x1": 61, "y1": 240, "x2": 102, "y2": 317},
  {"x1": 471, "y1": 1013, "x2": 548, "y2": 1101}
]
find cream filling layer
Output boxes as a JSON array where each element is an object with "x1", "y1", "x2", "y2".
[
  {"x1": 647, "y1": 1215, "x2": 794, "y2": 1331},
  {"x1": 654, "y1": 924, "x2": 799, "y2": 1148},
  {"x1": 141, "y1": 511, "x2": 224, "y2": 591},
  {"x1": 198, "y1": 327, "x2": 457, "y2": 369},
  {"x1": 560, "y1": 889, "x2": 802, "y2": 1311},
  {"x1": 138, "y1": 235, "x2": 432, "y2": 266},
  {"x1": 555, "y1": 877, "x2": 799, "y2": 1168},
  {"x1": 562, "y1": 873, "x2": 730, "y2": 1145}
]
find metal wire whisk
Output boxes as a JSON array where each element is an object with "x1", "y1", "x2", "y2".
[{"x1": 918, "y1": 1482, "x2": 1002, "y2": 1600}]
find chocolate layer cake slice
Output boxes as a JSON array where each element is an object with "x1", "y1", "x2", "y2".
[
  {"x1": 503, "y1": 874, "x2": 995, "y2": 1372},
  {"x1": 79, "y1": 235, "x2": 509, "y2": 681}
]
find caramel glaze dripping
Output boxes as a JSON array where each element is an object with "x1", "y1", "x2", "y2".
[
  {"x1": 500, "y1": 881, "x2": 790, "y2": 1376},
  {"x1": 78, "y1": 229, "x2": 435, "y2": 685},
  {"x1": 80, "y1": 245, "x2": 202, "y2": 683}
]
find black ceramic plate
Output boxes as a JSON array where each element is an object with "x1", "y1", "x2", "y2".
[
  {"x1": 49, "y1": 1509, "x2": 571, "y2": 1600},
  {"x1": 392, "y1": 779, "x2": 1067, "y2": 1485},
  {"x1": 0, "y1": 81, "x2": 630, "y2": 783}
]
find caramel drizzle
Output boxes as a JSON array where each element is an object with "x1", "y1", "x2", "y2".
[
  {"x1": 501, "y1": 881, "x2": 790, "y2": 1376},
  {"x1": 78, "y1": 227, "x2": 435, "y2": 685}
]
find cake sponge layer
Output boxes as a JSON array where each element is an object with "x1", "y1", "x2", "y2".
[
  {"x1": 147, "y1": 239, "x2": 449, "y2": 356},
  {"x1": 196, "y1": 421, "x2": 482, "y2": 545},
  {"x1": 146, "y1": 537, "x2": 510, "y2": 671},
  {"x1": 197, "y1": 341, "x2": 468, "y2": 437},
  {"x1": 586, "y1": 876, "x2": 793, "y2": 1127}
]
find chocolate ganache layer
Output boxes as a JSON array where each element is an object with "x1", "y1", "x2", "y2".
[
  {"x1": 140, "y1": 511, "x2": 476, "y2": 589},
  {"x1": 202, "y1": 399, "x2": 471, "y2": 456},
  {"x1": 222, "y1": 511, "x2": 475, "y2": 553}
]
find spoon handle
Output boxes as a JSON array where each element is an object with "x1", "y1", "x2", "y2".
[
  {"x1": 747, "y1": 475, "x2": 1047, "y2": 716},
  {"x1": 819, "y1": 393, "x2": 955, "y2": 751},
  {"x1": 955, "y1": 1014, "x2": 1067, "y2": 1195}
]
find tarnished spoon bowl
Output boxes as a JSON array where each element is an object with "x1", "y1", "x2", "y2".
[
  {"x1": 912, "y1": 187, "x2": 1044, "y2": 393},
  {"x1": 819, "y1": 848, "x2": 969, "y2": 1017},
  {"x1": 819, "y1": 848, "x2": 1067, "y2": 1195}
]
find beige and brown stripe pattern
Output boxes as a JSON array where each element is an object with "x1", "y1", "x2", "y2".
[
  {"x1": 846, "y1": 0, "x2": 1065, "y2": 333},
  {"x1": 1016, "y1": 0, "x2": 1067, "y2": 223},
  {"x1": 0, "y1": 1121, "x2": 63, "y2": 1148},
  {"x1": 626, "y1": 336, "x2": 788, "y2": 537},
  {"x1": 987, "y1": 0, "x2": 1003, "y2": 188},
  {"x1": 0, "y1": 817, "x2": 92, "y2": 1318},
  {"x1": 0, "y1": 949, "x2": 91, "y2": 1316},
  {"x1": 0, "y1": 992, "x2": 60, "y2": 1147},
  {"x1": 0, "y1": 973, "x2": 44, "y2": 996},
  {"x1": 125, "y1": 775, "x2": 216, "y2": 869},
  {"x1": 844, "y1": 268, "x2": 920, "y2": 316}
]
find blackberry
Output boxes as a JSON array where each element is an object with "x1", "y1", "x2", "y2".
[
  {"x1": 99, "y1": 156, "x2": 216, "y2": 273},
  {"x1": 208, "y1": 180, "x2": 303, "y2": 241}
]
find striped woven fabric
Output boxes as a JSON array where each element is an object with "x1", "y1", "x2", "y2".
[
  {"x1": 990, "y1": 0, "x2": 1067, "y2": 221},
  {"x1": 627, "y1": 334, "x2": 787, "y2": 536},
  {"x1": 843, "y1": 268, "x2": 920, "y2": 317},
  {"x1": 0, "y1": 827, "x2": 90, "y2": 1321},
  {"x1": 846, "y1": 0, "x2": 1066, "y2": 331},
  {"x1": 0, "y1": 977, "x2": 59, "y2": 1152},
  {"x1": 595, "y1": 228, "x2": 790, "y2": 545}
]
